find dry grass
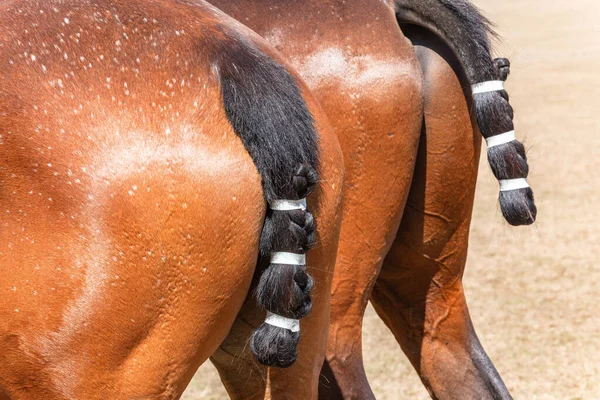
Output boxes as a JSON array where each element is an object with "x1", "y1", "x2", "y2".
[{"x1": 183, "y1": 1, "x2": 600, "y2": 398}]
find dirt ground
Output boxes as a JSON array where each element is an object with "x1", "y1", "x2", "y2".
[{"x1": 183, "y1": 0, "x2": 600, "y2": 398}]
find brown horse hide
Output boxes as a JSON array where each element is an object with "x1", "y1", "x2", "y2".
[
  {"x1": 0, "y1": 0, "x2": 343, "y2": 398},
  {"x1": 209, "y1": 0, "x2": 536, "y2": 399}
]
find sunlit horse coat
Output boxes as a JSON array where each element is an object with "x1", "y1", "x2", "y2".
[
  {"x1": 209, "y1": 0, "x2": 536, "y2": 399},
  {"x1": 0, "y1": 0, "x2": 344, "y2": 398}
]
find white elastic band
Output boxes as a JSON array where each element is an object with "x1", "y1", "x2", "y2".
[
  {"x1": 265, "y1": 311, "x2": 300, "y2": 332},
  {"x1": 270, "y1": 252, "x2": 306, "y2": 265},
  {"x1": 270, "y1": 198, "x2": 307, "y2": 211},
  {"x1": 486, "y1": 131, "x2": 516, "y2": 148},
  {"x1": 499, "y1": 178, "x2": 530, "y2": 191},
  {"x1": 472, "y1": 80, "x2": 504, "y2": 95}
]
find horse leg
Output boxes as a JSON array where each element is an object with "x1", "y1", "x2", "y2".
[
  {"x1": 369, "y1": 27, "x2": 512, "y2": 399},
  {"x1": 317, "y1": 47, "x2": 424, "y2": 400}
]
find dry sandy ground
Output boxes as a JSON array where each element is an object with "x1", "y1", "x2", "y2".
[{"x1": 183, "y1": 0, "x2": 600, "y2": 398}]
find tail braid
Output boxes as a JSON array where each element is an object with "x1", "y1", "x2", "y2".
[
  {"x1": 473, "y1": 58, "x2": 537, "y2": 225},
  {"x1": 494, "y1": 57, "x2": 511, "y2": 81},
  {"x1": 215, "y1": 34, "x2": 319, "y2": 368},
  {"x1": 394, "y1": 0, "x2": 537, "y2": 226},
  {"x1": 250, "y1": 165, "x2": 317, "y2": 368}
]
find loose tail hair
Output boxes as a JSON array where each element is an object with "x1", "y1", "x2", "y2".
[
  {"x1": 215, "y1": 35, "x2": 319, "y2": 367},
  {"x1": 395, "y1": 0, "x2": 537, "y2": 225}
]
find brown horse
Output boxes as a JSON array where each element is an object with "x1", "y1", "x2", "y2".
[
  {"x1": 208, "y1": 0, "x2": 537, "y2": 399},
  {"x1": 0, "y1": 0, "x2": 344, "y2": 398}
]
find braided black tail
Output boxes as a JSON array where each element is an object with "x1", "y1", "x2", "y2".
[
  {"x1": 395, "y1": 0, "x2": 537, "y2": 225},
  {"x1": 216, "y1": 35, "x2": 319, "y2": 367}
]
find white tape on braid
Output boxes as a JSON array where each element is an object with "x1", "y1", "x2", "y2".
[
  {"x1": 270, "y1": 198, "x2": 307, "y2": 211},
  {"x1": 486, "y1": 130, "x2": 516, "y2": 148},
  {"x1": 270, "y1": 252, "x2": 306, "y2": 266},
  {"x1": 499, "y1": 178, "x2": 530, "y2": 192},
  {"x1": 265, "y1": 311, "x2": 300, "y2": 332},
  {"x1": 472, "y1": 80, "x2": 505, "y2": 95}
]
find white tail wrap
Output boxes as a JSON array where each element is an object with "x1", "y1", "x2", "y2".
[
  {"x1": 472, "y1": 80, "x2": 505, "y2": 95},
  {"x1": 486, "y1": 131, "x2": 516, "y2": 148},
  {"x1": 499, "y1": 178, "x2": 530, "y2": 191},
  {"x1": 265, "y1": 311, "x2": 300, "y2": 332},
  {"x1": 270, "y1": 252, "x2": 306, "y2": 266},
  {"x1": 270, "y1": 198, "x2": 307, "y2": 211}
]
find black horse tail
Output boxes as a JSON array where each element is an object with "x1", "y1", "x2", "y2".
[
  {"x1": 215, "y1": 36, "x2": 319, "y2": 367},
  {"x1": 395, "y1": 0, "x2": 537, "y2": 225}
]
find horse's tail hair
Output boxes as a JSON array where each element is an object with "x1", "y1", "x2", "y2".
[
  {"x1": 395, "y1": 0, "x2": 537, "y2": 225},
  {"x1": 215, "y1": 36, "x2": 319, "y2": 368}
]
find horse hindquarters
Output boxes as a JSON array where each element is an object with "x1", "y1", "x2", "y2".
[
  {"x1": 0, "y1": 0, "x2": 340, "y2": 397},
  {"x1": 370, "y1": 27, "x2": 512, "y2": 400},
  {"x1": 0, "y1": 94, "x2": 266, "y2": 398}
]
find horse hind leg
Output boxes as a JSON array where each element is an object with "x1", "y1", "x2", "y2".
[{"x1": 370, "y1": 26, "x2": 512, "y2": 399}]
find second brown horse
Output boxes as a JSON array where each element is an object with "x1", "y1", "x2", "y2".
[{"x1": 208, "y1": 0, "x2": 537, "y2": 399}]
